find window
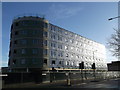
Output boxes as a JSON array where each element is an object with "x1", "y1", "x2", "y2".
[
  {"x1": 51, "y1": 43, "x2": 52, "y2": 47},
  {"x1": 71, "y1": 54, "x2": 74, "y2": 58},
  {"x1": 10, "y1": 41, "x2": 12, "y2": 47},
  {"x1": 54, "y1": 51, "x2": 56, "y2": 56},
  {"x1": 44, "y1": 23, "x2": 48, "y2": 28},
  {"x1": 22, "y1": 20, "x2": 39, "y2": 26},
  {"x1": 21, "y1": 59, "x2": 25, "y2": 64},
  {"x1": 43, "y1": 49, "x2": 47, "y2": 55},
  {"x1": 53, "y1": 43, "x2": 56, "y2": 48},
  {"x1": 67, "y1": 61, "x2": 69, "y2": 65},
  {"x1": 13, "y1": 59, "x2": 16, "y2": 64},
  {"x1": 32, "y1": 39, "x2": 39, "y2": 44},
  {"x1": 15, "y1": 22, "x2": 19, "y2": 26},
  {"x1": 11, "y1": 24, "x2": 13, "y2": 30},
  {"x1": 58, "y1": 52, "x2": 63, "y2": 57},
  {"x1": 10, "y1": 33, "x2": 12, "y2": 38},
  {"x1": 14, "y1": 40, "x2": 18, "y2": 44},
  {"x1": 71, "y1": 47, "x2": 73, "y2": 50},
  {"x1": 51, "y1": 51, "x2": 56, "y2": 57},
  {"x1": 15, "y1": 31, "x2": 19, "y2": 35},
  {"x1": 58, "y1": 36, "x2": 62, "y2": 41},
  {"x1": 32, "y1": 30, "x2": 37, "y2": 35},
  {"x1": 51, "y1": 51, "x2": 53, "y2": 56},
  {"x1": 65, "y1": 31, "x2": 68, "y2": 35},
  {"x1": 58, "y1": 28, "x2": 62, "y2": 34},
  {"x1": 21, "y1": 30, "x2": 27, "y2": 35},
  {"x1": 51, "y1": 42, "x2": 56, "y2": 48},
  {"x1": 50, "y1": 25, "x2": 52, "y2": 30},
  {"x1": 13, "y1": 49, "x2": 17, "y2": 54},
  {"x1": 21, "y1": 40, "x2": 27, "y2": 44},
  {"x1": 44, "y1": 59, "x2": 47, "y2": 64},
  {"x1": 65, "y1": 46, "x2": 68, "y2": 50},
  {"x1": 21, "y1": 49, "x2": 26, "y2": 54},
  {"x1": 32, "y1": 49, "x2": 38, "y2": 54},
  {"x1": 52, "y1": 26, "x2": 54, "y2": 30},
  {"x1": 65, "y1": 38, "x2": 68, "y2": 42},
  {"x1": 9, "y1": 51, "x2": 11, "y2": 56},
  {"x1": 53, "y1": 35, "x2": 55, "y2": 39},
  {"x1": 51, "y1": 34, "x2": 56, "y2": 39},
  {"x1": 43, "y1": 31, "x2": 48, "y2": 37},
  {"x1": 70, "y1": 62, "x2": 73, "y2": 66},
  {"x1": 58, "y1": 44, "x2": 62, "y2": 49},
  {"x1": 43, "y1": 40, "x2": 47, "y2": 46},
  {"x1": 59, "y1": 61, "x2": 62, "y2": 64},
  {"x1": 52, "y1": 60, "x2": 55, "y2": 64},
  {"x1": 66, "y1": 53, "x2": 69, "y2": 57},
  {"x1": 75, "y1": 41, "x2": 78, "y2": 45},
  {"x1": 32, "y1": 59, "x2": 37, "y2": 64},
  {"x1": 76, "y1": 55, "x2": 79, "y2": 59}
]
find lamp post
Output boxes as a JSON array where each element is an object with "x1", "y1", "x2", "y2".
[
  {"x1": 108, "y1": 16, "x2": 120, "y2": 21},
  {"x1": 108, "y1": 16, "x2": 120, "y2": 61},
  {"x1": 92, "y1": 50, "x2": 97, "y2": 81}
]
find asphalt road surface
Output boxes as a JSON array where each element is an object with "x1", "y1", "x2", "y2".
[
  {"x1": 71, "y1": 78, "x2": 120, "y2": 89},
  {"x1": 3, "y1": 78, "x2": 120, "y2": 90}
]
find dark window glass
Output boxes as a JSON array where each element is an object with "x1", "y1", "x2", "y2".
[
  {"x1": 43, "y1": 40, "x2": 47, "y2": 46},
  {"x1": 32, "y1": 39, "x2": 38, "y2": 44},
  {"x1": 51, "y1": 51, "x2": 53, "y2": 56},
  {"x1": 44, "y1": 59, "x2": 47, "y2": 64},
  {"x1": 13, "y1": 59, "x2": 16, "y2": 64},
  {"x1": 10, "y1": 33, "x2": 12, "y2": 38},
  {"x1": 14, "y1": 40, "x2": 18, "y2": 44},
  {"x1": 32, "y1": 59, "x2": 37, "y2": 64},
  {"x1": 15, "y1": 31, "x2": 18, "y2": 35},
  {"x1": 44, "y1": 23, "x2": 48, "y2": 28},
  {"x1": 43, "y1": 49, "x2": 47, "y2": 55},
  {"x1": 59, "y1": 61, "x2": 61, "y2": 64},
  {"x1": 53, "y1": 35, "x2": 55, "y2": 39},
  {"x1": 52, "y1": 60, "x2": 55, "y2": 64},
  {"x1": 43, "y1": 31, "x2": 48, "y2": 37},
  {"x1": 13, "y1": 49, "x2": 17, "y2": 54},
  {"x1": 50, "y1": 25, "x2": 52, "y2": 30},
  {"x1": 32, "y1": 30, "x2": 38, "y2": 35},
  {"x1": 21, "y1": 49, "x2": 26, "y2": 54},
  {"x1": 66, "y1": 53, "x2": 69, "y2": 57},
  {"x1": 21, "y1": 59, "x2": 26, "y2": 64},
  {"x1": 15, "y1": 22, "x2": 19, "y2": 26},
  {"x1": 58, "y1": 44, "x2": 62, "y2": 49},
  {"x1": 9, "y1": 51, "x2": 11, "y2": 57},
  {"x1": 21, "y1": 30, "x2": 27, "y2": 35},
  {"x1": 21, "y1": 40, "x2": 27, "y2": 44},
  {"x1": 11, "y1": 24, "x2": 13, "y2": 30},
  {"x1": 10, "y1": 41, "x2": 12, "y2": 47},
  {"x1": 32, "y1": 49, "x2": 38, "y2": 54},
  {"x1": 58, "y1": 36, "x2": 62, "y2": 41}
]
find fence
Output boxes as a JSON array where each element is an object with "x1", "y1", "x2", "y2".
[{"x1": 1, "y1": 70, "x2": 120, "y2": 86}]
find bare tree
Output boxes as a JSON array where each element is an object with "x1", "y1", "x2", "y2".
[{"x1": 107, "y1": 29, "x2": 120, "y2": 58}]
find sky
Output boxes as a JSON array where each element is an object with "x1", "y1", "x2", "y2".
[{"x1": 1, "y1": 2, "x2": 118, "y2": 67}]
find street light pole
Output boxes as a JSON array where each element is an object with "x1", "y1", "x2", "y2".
[
  {"x1": 92, "y1": 50, "x2": 97, "y2": 81},
  {"x1": 108, "y1": 16, "x2": 120, "y2": 21},
  {"x1": 108, "y1": 16, "x2": 120, "y2": 61}
]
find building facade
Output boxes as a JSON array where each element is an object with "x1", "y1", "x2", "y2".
[
  {"x1": 8, "y1": 16, "x2": 107, "y2": 72},
  {"x1": 107, "y1": 61, "x2": 120, "y2": 71}
]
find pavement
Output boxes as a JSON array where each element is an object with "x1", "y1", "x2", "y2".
[{"x1": 2, "y1": 78, "x2": 120, "y2": 90}]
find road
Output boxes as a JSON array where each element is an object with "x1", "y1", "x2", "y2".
[
  {"x1": 2, "y1": 78, "x2": 120, "y2": 90},
  {"x1": 71, "y1": 78, "x2": 120, "y2": 89}
]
